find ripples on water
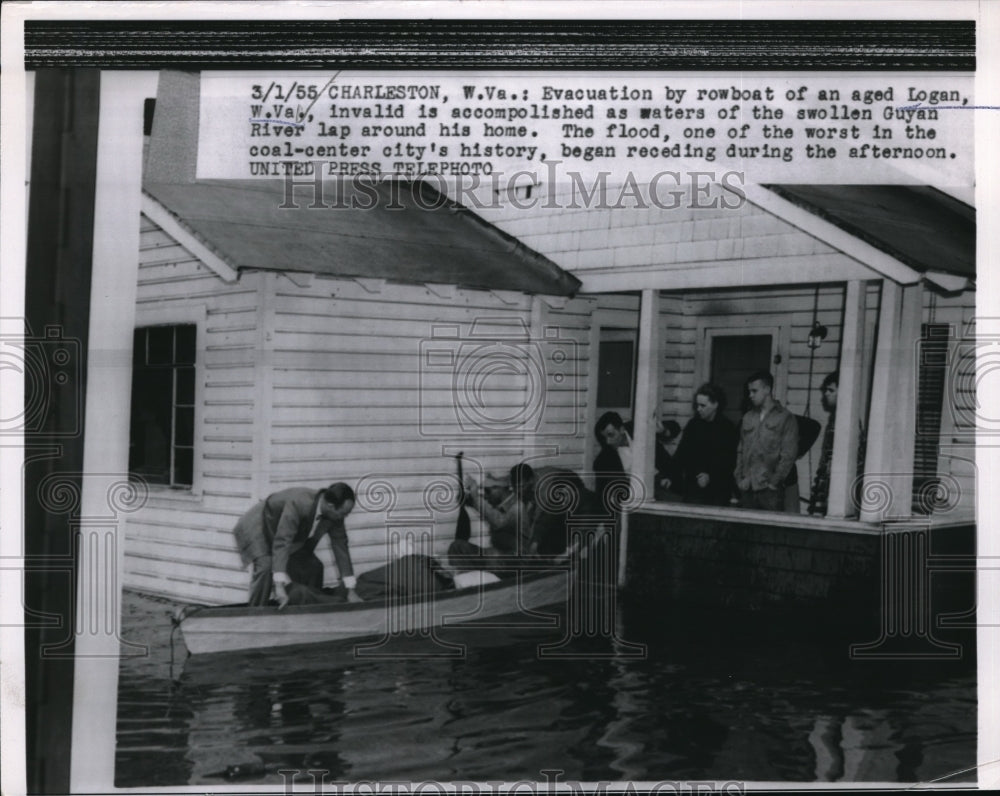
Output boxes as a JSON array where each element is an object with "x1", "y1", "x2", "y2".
[{"x1": 115, "y1": 591, "x2": 976, "y2": 787}]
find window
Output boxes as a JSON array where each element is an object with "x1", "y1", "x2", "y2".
[
  {"x1": 128, "y1": 325, "x2": 196, "y2": 487},
  {"x1": 597, "y1": 329, "x2": 637, "y2": 416}
]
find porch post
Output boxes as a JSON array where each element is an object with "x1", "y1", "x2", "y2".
[
  {"x1": 861, "y1": 280, "x2": 922, "y2": 522},
  {"x1": 619, "y1": 289, "x2": 660, "y2": 587},
  {"x1": 826, "y1": 280, "x2": 865, "y2": 518},
  {"x1": 631, "y1": 289, "x2": 661, "y2": 497},
  {"x1": 69, "y1": 71, "x2": 156, "y2": 791}
]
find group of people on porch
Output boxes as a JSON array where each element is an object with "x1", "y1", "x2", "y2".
[{"x1": 593, "y1": 369, "x2": 840, "y2": 514}]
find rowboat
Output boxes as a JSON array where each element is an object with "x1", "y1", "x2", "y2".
[{"x1": 179, "y1": 565, "x2": 575, "y2": 655}]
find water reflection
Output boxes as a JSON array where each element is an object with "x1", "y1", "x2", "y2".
[
  {"x1": 809, "y1": 711, "x2": 903, "y2": 781},
  {"x1": 115, "y1": 598, "x2": 976, "y2": 787}
]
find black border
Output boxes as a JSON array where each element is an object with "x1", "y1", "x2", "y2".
[{"x1": 25, "y1": 19, "x2": 974, "y2": 70}]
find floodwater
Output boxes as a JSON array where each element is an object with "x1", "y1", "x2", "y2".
[{"x1": 115, "y1": 589, "x2": 976, "y2": 787}]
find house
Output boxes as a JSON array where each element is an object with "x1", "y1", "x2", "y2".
[
  {"x1": 128, "y1": 72, "x2": 975, "y2": 640},
  {"x1": 127, "y1": 174, "x2": 600, "y2": 603}
]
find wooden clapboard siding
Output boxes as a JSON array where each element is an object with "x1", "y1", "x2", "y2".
[
  {"x1": 264, "y1": 277, "x2": 594, "y2": 579},
  {"x1": 659, "y1": 293, "x2": 690, "y2": 419},
  {"x1": 530, "y1": 294, "x2": 598, "y2": 472},
  {"x1": 127, "y1": 214, "x2": 266, "y2": 600},
  {"x1": 473, "y1": 181, "x2": 836, "y2": 277}
]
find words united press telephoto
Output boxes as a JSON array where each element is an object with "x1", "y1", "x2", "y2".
[{"x1": 199, "y1": 74, "x2": 972, "y2": 185}]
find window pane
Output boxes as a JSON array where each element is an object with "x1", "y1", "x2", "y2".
[
  {"x1": 147, "y1": 326, "x2": 174, "y2": 365},
  {"x1": 132, "y1": 367, "x2": 172, "y2": 410},
  {"x1": 175, "y1": 325, "x2": 196, "y2": 364},
  {"x1": 173, "y1": 447, "x2": 193, "y2": 487},
  {"x1": 128, "y1": 406, "x2": 171, "y2": 484},
  {"x1": 176, "y1": 366, "x2": 195, "y2": 405},
  {"x1": 174, "y1": 406, "x2": 194, "y2": 446}
]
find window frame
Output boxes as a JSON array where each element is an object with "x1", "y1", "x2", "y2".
[{"x1": 130, "y1": 304, "x2": 206, "y2": 497}]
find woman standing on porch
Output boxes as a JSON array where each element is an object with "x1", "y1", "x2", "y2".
[{"x1": 674, "y1": 383, "x2": 738, "y2": 506}]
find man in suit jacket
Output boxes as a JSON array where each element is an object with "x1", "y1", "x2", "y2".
[{"x1": 233, "y1": 482, "x2": 360, "y2": 607}]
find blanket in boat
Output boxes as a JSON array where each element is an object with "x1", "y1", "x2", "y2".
[{"x1": 285, "y1": 554, "x2": 453, "y2": 605}]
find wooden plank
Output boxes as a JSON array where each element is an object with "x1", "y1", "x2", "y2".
[
  {"x1": 307, "y1": 277, "x2": 533, "y2": 310},
  {"x1": 125, "y1": 508, "x2": 242, "y2": 533},
  {"x1": 270, "y1": 366, "x2": 590, "y2": 392},
  {"x1": 137, "y1": 284, "x2": 258, "y2": 304},
  {"x1": 124, "y1": 569, "x2": 245, "y2": 606},
  {"x1": 125, "y1": 549, "x2": 247, "y2": 583},
  {"x1": 578, "y1": 254, "x2": 876, "y2": 293},
  {"x1": 137, "y1": 253, "x2": 209, "y2": 276},
  {"x1": 273, "y1": 313, "x2": 535, "y2": 341},
  {"x1": 127, "y1": 535, "x2": 240, "y2": 565}
]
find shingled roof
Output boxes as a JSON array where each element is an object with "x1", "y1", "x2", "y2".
[
  {"x1": 144, "y1": 178, "x2": 582, "y2": 297},
  {"x1": 764, "y1": 184, "x2": 974, "y2": 281}
]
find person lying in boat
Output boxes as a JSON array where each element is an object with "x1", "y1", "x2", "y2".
[
  {"x1": 448, "y1": 463, "x2": 593, "y2": 576},
  {"x1": 283, "y1": 545, "x2": 455, "y2": 606},
  {"x1": 232, "y1": 482, "x2": 362, "y2": 608}
]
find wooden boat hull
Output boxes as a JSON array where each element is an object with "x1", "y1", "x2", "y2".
[{"x1": 180, "y1": 569, "x2": 572, "y2": 655}]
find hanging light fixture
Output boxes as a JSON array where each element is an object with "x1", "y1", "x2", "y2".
[{"x1": 807, "y1": 321, "x2": 828, "y2": 350}]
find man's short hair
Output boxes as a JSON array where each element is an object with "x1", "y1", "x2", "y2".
[
  {"x1": 595, "y1": 411, "x2": 625, "y2": 438},
  {"x1": 323, "y1": 482, "x2": 356, "y2": 508},
  {"x1": 746, "y1": 370, "x2": 774, "y2": 390},
  {"x1": 820, "y1": 371, "x2": 839, "y2": 390}
]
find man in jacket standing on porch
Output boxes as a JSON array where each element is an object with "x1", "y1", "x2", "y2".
[
  {"x1": 734, "y1": 371, "x2": 799, "y2": 512},
  {"x1": 233, "y1": 482, "x2": 361, "y2": 607}
]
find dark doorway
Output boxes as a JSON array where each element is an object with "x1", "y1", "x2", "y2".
[
  {"x1": 597, "y1": 330, "x2": 637, "y2": 420},
  {"x1": 710, "y1": 334, "x2": 773, "y2": 426}
]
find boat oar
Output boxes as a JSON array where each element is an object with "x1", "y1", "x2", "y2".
[{"x1": 455, "y1": 452, "x2": 472, "y2": 542}]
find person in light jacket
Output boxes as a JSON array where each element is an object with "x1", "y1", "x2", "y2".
[{"x1": 734, "y1": 371, "x2": 799, "y2": 512}]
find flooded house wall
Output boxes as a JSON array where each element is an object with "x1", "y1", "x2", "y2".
[{"x1": 125, "y1": 214, "x2": 595, "y2": 604}]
